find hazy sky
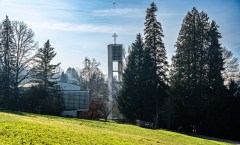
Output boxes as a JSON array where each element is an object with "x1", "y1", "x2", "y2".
[{"x1": 0, "y1": 0, "x2": 239, "y2": 74}]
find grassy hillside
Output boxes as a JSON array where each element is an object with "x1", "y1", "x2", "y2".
[{"x1": 0, "y1": 111, "x2": 231, "y2": 145}]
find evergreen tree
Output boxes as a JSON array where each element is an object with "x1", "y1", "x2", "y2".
[
  {"x1": 0, "y1": 17, "x2": 38, "y2": 110},
  {"x1": 205, "y1": 21, "x2": 225, "y2": 125},
  {"x1": 170, "y1": 7, "x2": 225, "y2": 133},
  {"x1": 171, "y1": 8, "x2": 204, "y2": 131},
  {"x1": 118, "y1": 33, "x2": 145, "y2": 120},
  {"x1": 144, "y1": 2, "x2": 169, "y2": 127},
  {"x1": 32, "y1": 40, "x2": 63, "y2": 115},
  {"x1": 34, "y1": 40, "x2": 60, "y2": 89},
  {"x1": 0, "y1": 16, "x2": 16, "y2": 109},
  {"x1": 171, "y1": 8, "x2": 210, "y2": 96},
  {"x1": 207, "y1": 21, "x2": 224, "y2": 91}
]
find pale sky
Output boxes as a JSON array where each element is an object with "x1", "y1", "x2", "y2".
[{"x1": 0, "y1": 0, "x2": 239, "y2": 74}]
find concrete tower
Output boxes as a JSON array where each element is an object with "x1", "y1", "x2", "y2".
[{"x1": 108, "y1": 33, "x2": 123, "y2": 119}]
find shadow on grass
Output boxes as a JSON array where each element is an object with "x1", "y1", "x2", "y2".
[
  {"x1": 184, "y1": 133, "x2": 240, "y2": 144},
  {"x1": 0, "y1": 109, "x2": 37, "y2": 117}
]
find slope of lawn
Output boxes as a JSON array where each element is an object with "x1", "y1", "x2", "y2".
[{"x1": 0, "y1": 111, "x2": 232, "y2": 145}]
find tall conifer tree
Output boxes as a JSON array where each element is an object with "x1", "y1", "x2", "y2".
[
  {"x1": 207, "y1": 21, "x2": 224, "y2": 92},
  {"x1": 32, "y1": 40, "x2": 63, "y2": 115},
  {"x1": 118, "y1": 33, "x2": 145, "y2": 120},
  {"x1": 170, "y1": 8, "x2": 225, "y2": 132},
  {"x1": 0, "y1": 16, "x2": 16, "y2": 109},
  {"x1": 34, "y1": 40, "x2": 60, "y2": 89},
  {"x1": 144, "y1": 2, "x2": 168, "y2": 127}
]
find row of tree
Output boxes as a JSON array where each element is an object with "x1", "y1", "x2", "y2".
[
  {"x1": 0, "y1": 15, "x2": 115, "y2": 118},
  {"x1": 0, "y1": 16, "x2": 63, "y2": 115},
  {"x1": 118, "y1": 3, "x2": 240, "y2": 140}
]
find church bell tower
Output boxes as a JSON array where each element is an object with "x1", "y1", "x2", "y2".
[{"x1": 107, "y1": 33, "x2": 124, "y2": 119}]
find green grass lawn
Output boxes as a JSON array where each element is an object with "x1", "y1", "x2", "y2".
[{"x1": 0, "y1": 111, "x2": 232, "y2": 145}]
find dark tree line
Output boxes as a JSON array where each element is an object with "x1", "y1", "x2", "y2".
[
  {"x1": 118, "y1": 4, "x2": 240, "y2": 141},
  {"x1": 170, "y1": 7, "x2": 240, "y2": 140},
  {"x1": 0, "y1": 16, "x2": 64, "y2": 115},
  {"x1": 170, "y1": 8, "x2": 224, "y2": 132}
]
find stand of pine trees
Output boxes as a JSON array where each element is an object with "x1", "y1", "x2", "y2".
[
  {"x1": 118, "y1": 4, "x2": 240, "y2": 141},
  {"x1": 170, "y1": 8, "x2": 240, "y2": 140},
  {"x1": 118, "y1": 3, "x2": 169, "y2": 126}
]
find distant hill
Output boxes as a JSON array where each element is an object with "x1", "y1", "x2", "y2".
[{"x1": 0, "y1": 111, "x2": 231, "y2": 145}]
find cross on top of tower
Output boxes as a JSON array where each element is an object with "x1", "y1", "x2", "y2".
[{"x1": 112, "y1": 33, "x2": 118, "y2": 44}]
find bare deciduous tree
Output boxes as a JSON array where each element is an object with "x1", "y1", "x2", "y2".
[
  {"x1": 78, "y1": 57, "x2": 122, "y2": 121},
  {"x1": 222, "y1": 47, "x2": 239, "y2": 82},
  {"x1": 11, "y1": 21, "x2": 38, "y2": 91}
]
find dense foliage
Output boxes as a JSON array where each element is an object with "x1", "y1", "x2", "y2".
[
  {"x1": 169, "y1": 7, "x2": 240, "y2": 140},
  {"x1": 0, "y1": 16, "x2": 16, "y2": 109},
  {"x1": 118, "y1": 34, "x2": 145, "y2": 120},
  {"x1": 118, "y1": 3, "x2": 169, "y2": 127},
  {"x1": 118, "y1": 4, "x2": 240, "y2": 141},
  {"x1": 170, "y1": 8, "x2": 224, "y2": 131}
]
